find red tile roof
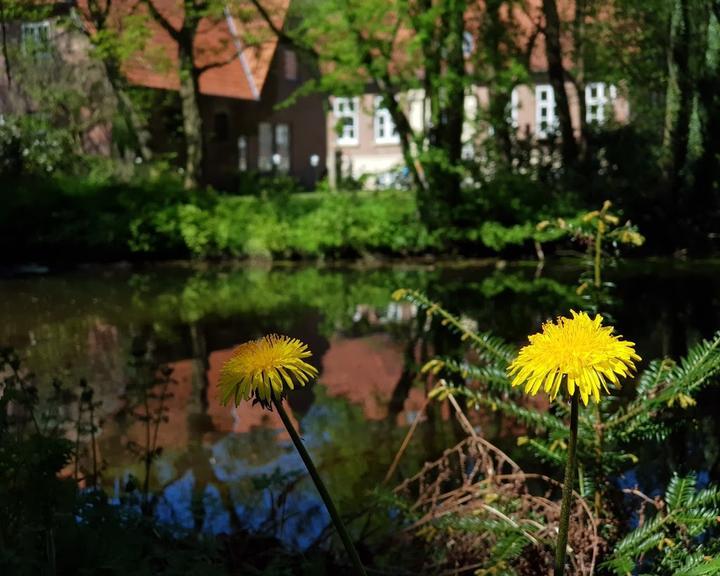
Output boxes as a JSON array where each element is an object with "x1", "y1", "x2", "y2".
[{"x1": 78, "y1": 0, "x2": 289, "y2": 101}]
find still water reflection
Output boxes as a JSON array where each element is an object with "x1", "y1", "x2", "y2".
[{"x1": 1, "y1": 259, "x2": 719, "y2": 547}]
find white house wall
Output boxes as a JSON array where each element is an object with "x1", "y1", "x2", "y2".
[{"x1": 327, "y1": 82, "x2": 628, "y2": 187}]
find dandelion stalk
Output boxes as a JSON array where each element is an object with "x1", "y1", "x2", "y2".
[
  {"x1": 507, "y1": 311, "x2": 640, "y2": 572},
  {"x1": 555, "y1": 391, "x2": 579, "y2": 576},
  {"x1": 218, "y1": 334, "x2": 367, "y2": 576},
  {"x1": 273, "y1": 396, "x2": 367, "y2": 576}
]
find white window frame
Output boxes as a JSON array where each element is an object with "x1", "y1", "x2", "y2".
[
  {"x1": 462, "y1": 31, "x2": 475, "y2": 57},
  {"x1": 21, "y1": 20, "x2": 51, "y2": 55},
  {"x1": 373, "y1": 97, "x2": 400, "y2": 145},
  {"x1": 510, "y1": 86, "x2": 520, "y2": 129},
  {"x1": 585, "y1": 82, "x2": 616, "y2": 125},
  {"x1": 333, "y1": 97, "x2": 359, "y2": 146},
  {"x1": 274, "y1": 123, "x2": 291, "y2": 172},
  {"x1": 535, "y1": 84, "x2": 557, "y2": 138}
]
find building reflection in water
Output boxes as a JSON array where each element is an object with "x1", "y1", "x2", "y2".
[{"x1": 92, "y1": 306, "x2": 430, "y2": 548}]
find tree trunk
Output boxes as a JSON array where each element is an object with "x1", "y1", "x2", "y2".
[
  {"x1": 105, "y1": 61, "x2": 153, "y2": 163},
  {"x1": 178, "y1": 42, "x2": 204, "y2": 189},
  {"x1": 0, "y1": 0, "x2": 11, "y2": 88},
  {"x1": 440, "y1": 0, "x2": 465, "y2": 216},
  {"x1": 485, "y1": 0, "x2": 515, "y2": 166},
  {"x1": 664, "y1": 0, "x2": 694, "y2": 198},
  {"x1": 573, "y1": 0, "x2": 588, "y2": 158},
  {"x1": 487, "y1": 87, "x2": 514, "y2": 164},
  {"x1": 688, "y1": 1, "x2": 717, "y2": 250},
  {"x1": 416, "y1": 0, "x2": 466, "y2": 230},
  {"x1": 542, "y1": 0, "x2": 578, "y2": 167}
]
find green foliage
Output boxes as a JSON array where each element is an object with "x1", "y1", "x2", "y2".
[
  {"x1": 604, "y1": 474, "x2": 720, "y2": 575},
  {"x1": 0, "y1": 115, "x2": 80, "y2": 177},
  {"x1": 605, "y1": 331, "x2": 720, "y2": 442},
  {"x1": 0, "y1": 178, "x2": 445, "y2": 261},
  {"x1": 0, "y1": 348, "x2": 228, "y2": 575},
  {"x1": 392, "y1": 287, "x2": 720, "y2": 517}
]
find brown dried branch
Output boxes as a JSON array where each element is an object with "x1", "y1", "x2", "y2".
[{"x1": 390, "y1": 399, "x2": 601, "y2": 575}]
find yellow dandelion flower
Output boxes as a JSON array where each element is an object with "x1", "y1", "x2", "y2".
[
  {"x1": 507, "y1": 310, "x2": 640, "y2": 405},
  {"x1": 219, "y1": 334, "x2": 318, "y2": 407}
]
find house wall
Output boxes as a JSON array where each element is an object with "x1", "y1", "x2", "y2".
[
  {"x1": 202, "y1": 43, "x2": 326, "y2": 191},
  {"x1": 0, "y1": 15, "x2": 113, "y2": 155},
  {"x1": 327, "y1": 81, "x2": 630, "y2": 187},
  {"x1": 324, "y1": 93, "x2": 404, "y2": 186}
]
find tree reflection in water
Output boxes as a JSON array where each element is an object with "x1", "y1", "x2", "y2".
[{"x1": 1, "y1": 260, "x2": 718, "y2": 546}]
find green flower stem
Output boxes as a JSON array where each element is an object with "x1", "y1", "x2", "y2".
[
  {"x1": 594, "y1": 222, "x2": 603, "y2": 288},
  {"x1": 555, "y1": 392, "x2": 579, "y2": 576},
  {"x1": 272, "y1": 396, "x2": 367, "y2": 576}
]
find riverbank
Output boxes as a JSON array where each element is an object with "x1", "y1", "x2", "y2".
[{"x1": 1, "y1": 175, "x2": 583, "y2": 265}]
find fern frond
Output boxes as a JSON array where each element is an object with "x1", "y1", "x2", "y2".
[
  {"x1": 462, "y1": 389, "x2": 568, "y2": 435},
  {"x1": 605, "y1": 474, "x2": 720, "y2": 575},
  {"x1": 673, "y1": 556, "x2": 720, "y2": 576},
  {"x1": 606, "y1": 331, "x2": 720, "y2": 439},
  {"x1": 666, "y1": 473, "x2": 697, "y2": 511},
  {"x1": 635, "y1": 358, "x2": 675, "y2": 396},
  {"x1": 524, "y1": 438, "x2": 565, "y2": 466},
  {"x1": 427, "y1": 357, "x2": 510, "y2": 391},
  {"x1": 392, "y1": 288, "x2": 517, "y2": 365}
]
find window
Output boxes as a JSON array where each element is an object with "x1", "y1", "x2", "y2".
[
  {"x1": 237, "y1": 136, "x2": 247, "y2": 171},
  {"x1": 373, "y1": 97, "x2": 399, "y2": 144},
  {"x1": 258, "y1": 122, "x2": 273, "y2": 171},
  {"x1": 585, "y1": 82, "x2": 616, "y2": 125},
  {"x1": 535, "y1": 84, "x2": 557, "y2": 138},
  {"x1": 274, "y1": 123, "x2": 290, "y2": 172},
  {"x1": 333, "y1": 97, "x2": 359, "y2": 146},
  {"x1": 213, "y1": 112, "x2": 229, "y2": 142},
  {"x1": 257, "y1": 123, "x2": 290, "y2": 172},
  {"x1": 284, "y1": 48, "x2": 298, "y2": 81},
  {"x1": 21, "y1": 21, "x2": 51, "y2": 55},
  {"x1": 462, "y1": 31, "x2": 475, "y2": 57},
  {"x1": 510, "y1": 87, "x2": 520, "y2": 129}
]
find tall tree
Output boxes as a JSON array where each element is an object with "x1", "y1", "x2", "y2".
[
  {"x1": 142, "y1": 0, "x2": 209, "y2": 188},
  {"x1": 141, "y1": 0, "x2": 245, "y2": 188},
  {"x1": 475, "y1": 0, "x2": 540, "y2": 166},
  {"x1": 542, "y1": 0, "x2": 578, "y2": 166},
  {"x1": 251, "y1": 0, "x2": 479, "y2": 229},
  {"x1": 76, "y1": 0, "x2": 154, "y2": 163}
]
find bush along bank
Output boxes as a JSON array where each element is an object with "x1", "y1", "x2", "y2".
[{"x1": 1, "y1": 175, "x2": 612, "y2": 264}]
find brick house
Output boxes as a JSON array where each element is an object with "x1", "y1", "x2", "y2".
[
  {"x1": 0, "y1": 1, "x2": 113, "y2": 156},
  {"x1": 107, "y1": 0, "x2": 326, "y2": 189},
  {"x1": 1, "y1": 0, "x2": 326, "y2": 190},
  {"x1": 325, "y1": 1, "x2": 630, "y2": 187}
]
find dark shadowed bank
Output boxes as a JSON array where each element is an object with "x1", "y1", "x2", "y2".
[{"x1": 2, "y1": 167, "x2": 717, "y2": 267}]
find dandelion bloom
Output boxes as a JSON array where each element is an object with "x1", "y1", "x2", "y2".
[
  {"x1": 507, "y1": 311, "x2": 640, "y2": 405},
  {"x1": 219, "y1": 334, "x2": 318, "y2": 407}
]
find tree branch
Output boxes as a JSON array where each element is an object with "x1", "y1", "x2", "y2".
[
  {"x1": 247, "y1": 0, "x2": 320, "y2": 60},
  {"x1": 142, "y1": 0, "x2": 180, "y2": 42},
  {"x1": 194, "y1": 49, "x2": 240, "y2": 73}
]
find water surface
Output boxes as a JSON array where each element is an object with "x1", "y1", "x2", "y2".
[{"x1": 2, "y1": 259, "x2": 719, "y2": 546}]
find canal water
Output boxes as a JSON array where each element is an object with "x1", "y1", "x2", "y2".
[{"x1": 1, "y1": 259, "x2": 719, "y2": 548}]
